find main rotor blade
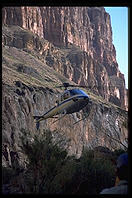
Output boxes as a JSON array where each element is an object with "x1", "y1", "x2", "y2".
[{"x1": 55, "y1": 83, "x2": 93, "y2": 89}]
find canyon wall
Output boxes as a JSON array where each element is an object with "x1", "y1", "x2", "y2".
[
  {"x1": 2, "y1": 7, "x2": 128, "y2": 110},
  {"x1": 2, "y1": 6, "x2": 128, "y2": 173},
  {"x1": 2, "y1": 25, "x2": 128, "y2": 170}
]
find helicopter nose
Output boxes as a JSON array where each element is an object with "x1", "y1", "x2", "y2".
[
  {"x1": 83, "y1": 96, "x2": 89, "y2": 100},
  {"x1": 83, "y1": 96, "x2": 92, "y2": 104}
]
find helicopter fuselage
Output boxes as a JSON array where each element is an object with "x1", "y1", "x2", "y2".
[{"x1": 35, "y1": 89, "x2": 90, "y2": 123}]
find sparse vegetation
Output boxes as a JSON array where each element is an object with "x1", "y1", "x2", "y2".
[{"x1": 3, "y1": 129, "x2": 126, "y2": 194}]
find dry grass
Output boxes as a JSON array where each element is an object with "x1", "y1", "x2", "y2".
[{"x1": 2, "y1": 45, "x2": 67, "y2": 90}]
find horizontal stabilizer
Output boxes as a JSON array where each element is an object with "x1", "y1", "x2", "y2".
[
  {"x1": 33, "y1": 115, "x2": 41, "y2": 120},
  {"x1": 33, "y1": 116, "x2": 41, "y2": 130},
  {"x1": 36, "y1": 121, "x2": 40, "y2": 130}
]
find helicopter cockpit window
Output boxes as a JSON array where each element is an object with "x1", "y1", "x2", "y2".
[
  {"x1": 61, "y1": 91, "x2": 70, "y2": 101},
  {"x1": 69, "y1": 89, "x2": 88, "y2": 96}
]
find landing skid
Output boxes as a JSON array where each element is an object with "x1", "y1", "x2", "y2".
[
  {"x1": 72, "y1": 112, "x2": 90, "y2": 125},
  {"x1": 73, "y1": 117, "x2": 86, "y2": 125},
  {"x1": 51, "y1": 111, "x2": 67, "y2": 125}
]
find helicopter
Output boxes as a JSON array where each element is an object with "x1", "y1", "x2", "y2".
[{"x1": 33, "y1": 82, "x2": 92, "y2": 130}]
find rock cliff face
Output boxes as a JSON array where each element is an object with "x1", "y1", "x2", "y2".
[
  {"x1": 2, "y1": 24, "x2": 128, "y2": 171},
  {"x1": 2, "y1": 7, "x2": 128, "y2": 110}
]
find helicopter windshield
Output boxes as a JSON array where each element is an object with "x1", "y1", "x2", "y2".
[
  {"x1": 69, "y1": 89, "x2": 88, "y2": 97},
  {"x1": 61, "y1": 90, "x2": 70, "y2": 101},
  {"x1": 60, "y1": 89, "x2": 88, "y2": 103}
]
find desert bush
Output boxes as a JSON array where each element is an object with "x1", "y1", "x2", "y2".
[
  {"x1": 21, "y1": 129, "x2": 74, "y2": 193},
  {"x1": 20, "y1": 129, "x2": 117, "y2": 194},
  {"x1": 2, "y1": 128, "x2": 126, "y2": 194},
  {"x1": 71, "y1": 148, "x2": 116, "y2": 194},
  {"x1": 2, "y1": 167, "x2": 16, "y2": 184}
]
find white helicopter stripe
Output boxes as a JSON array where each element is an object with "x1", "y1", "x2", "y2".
[
  {"x1": 37, "y1": 94, "x2": 84, "y2": 122},
  {"x1": 37, "y1": 97, "x2": 74, "y2": 122}
]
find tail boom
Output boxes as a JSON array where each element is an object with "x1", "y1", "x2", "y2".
[{"x1": 33, "y1": 115, "x2": 45, "y2": 130}]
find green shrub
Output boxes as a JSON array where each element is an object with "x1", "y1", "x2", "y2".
[
  {"x1": 21, "y1": 129, "x2": 73, "y2": 193},
  {"x1": 2, "y1": 167, "x2": 16, "y2": 184},
  {"x1": 20, "y1": 129, "x2": 116, "y2": 194},
  {"x1": 70, "y1": 149, "x2": 116, "y2": 194}
]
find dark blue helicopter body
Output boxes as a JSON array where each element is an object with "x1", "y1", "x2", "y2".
[
  {"x1": 61, "y1": 89, "x2": 90, "y2": 114},
  {"x1": 34, "y1": 83, "x2": 91, "y2": 129}
]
